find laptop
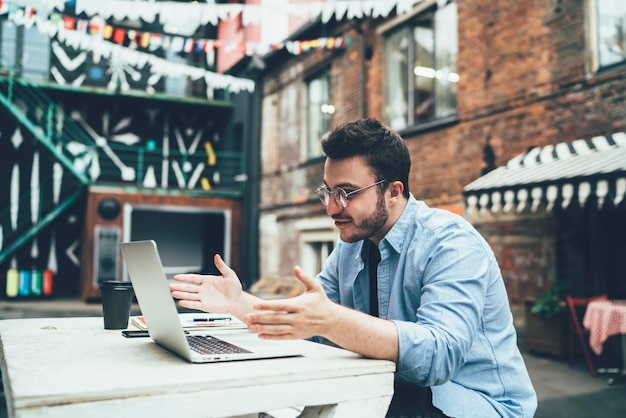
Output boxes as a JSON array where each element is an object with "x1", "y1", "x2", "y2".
[{"x1": 120, "y1": 240, "x2": 305, "y2": 363}]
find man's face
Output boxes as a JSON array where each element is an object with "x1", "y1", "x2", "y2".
[{"x1": 322, "y1": 156, "x2": 389, "y2": 243}]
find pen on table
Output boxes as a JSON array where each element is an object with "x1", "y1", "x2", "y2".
[{"x1": 193, "y1": 317, "x2": 232, "y2": 322}]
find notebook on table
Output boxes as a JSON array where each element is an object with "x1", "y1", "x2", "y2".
[{"x1": 120, "y1": 240, "x2": 305, "y2": 363}]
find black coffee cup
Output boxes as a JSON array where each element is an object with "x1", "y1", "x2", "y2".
[{"x1": 100, "y1": 281, "x2": 134, "y2": 330}]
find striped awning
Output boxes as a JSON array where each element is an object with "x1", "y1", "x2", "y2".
[{"x1": 463, "y1": 133, "x2": 626, "y2": 216}]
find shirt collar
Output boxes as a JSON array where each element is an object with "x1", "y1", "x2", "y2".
[
  {"x1": 352, "y1": 194, "x2": 420, "y2": 261},
  {"x1": 359, "y1": 239, "x2": 369, "y2": 262},
  {"x1": 379, "y1": 194, "x2": 419, "y2": 254}
]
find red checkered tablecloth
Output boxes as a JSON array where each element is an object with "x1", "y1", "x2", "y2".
[{"x1": 582, "y1": 300, "x2": 626, "y2": 355}]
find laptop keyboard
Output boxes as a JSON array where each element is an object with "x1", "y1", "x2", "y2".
[{"x1": 187, "y1": 335, "x2": 252, "y2": 355}]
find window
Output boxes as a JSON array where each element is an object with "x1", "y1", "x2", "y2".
[
  {"x1": 0, "y1": 18, "x2": 17, "y2": 71},
  {"x1": 594, "y1": 0, "x2": 626, "y2": 69},
  {"x1": 22, "y1": 25, "x2": 50, "y2": 81},
  {"x1": 0, "y1": 18, "x2": 50, "y2": 81},
  {"x1": 164, "y1": 40, "x2": 190, "y2": 96},
  {"x1": 296, "y1": 218, "x2": 337, "y2": 277},
  {"x1": 301, "y1": 239, "x2": 335, "y2": 277},
  {"x1": 384, "y1": 0, "x2": 458, "y2": 130},
  {"x1": 306, "y1": 69, "x2": 333, "y2": 159}
]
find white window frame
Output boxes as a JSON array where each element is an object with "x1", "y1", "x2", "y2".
[
  {"x1": 0, "y1": 18, "x2": 50, "y2": 81},
  {"x1": 303, "y1": 68, "x2": 333, "y2": 160},
  {"x1": 296, "y1": 217, "x2": 337, "y2": 278},
  {"x1": 379, "y1": 0, "x2": 458, "y2": 131},
  {"x1": 587, "y1": 0, "x2": 626, "y2": 73}
]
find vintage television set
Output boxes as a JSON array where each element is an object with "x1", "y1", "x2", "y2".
[
  {"x1": 122, "y1": 204, "x2": 231, "y2": 282},
  {"x1": 80, "y1": 188, "x2": 239, "y2": 301}
]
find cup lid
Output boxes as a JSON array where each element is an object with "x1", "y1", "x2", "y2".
[{"x1": 100, "y1": 280, "x2": 132, "y2": 288}]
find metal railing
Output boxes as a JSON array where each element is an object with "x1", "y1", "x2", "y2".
[
  {"x1": 98, "y1": 143, "x2": 246, "y2": 195},
  {"x1": 0, "y1": 72, "x2": 94, "y2": 183},
  {"x1": 0, "y1": 72, "x2": 245, "y2": 264}
]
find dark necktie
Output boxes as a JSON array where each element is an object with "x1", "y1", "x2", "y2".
[{"x1": 368, "y1": 241, "x2": 381, "y2": 317}]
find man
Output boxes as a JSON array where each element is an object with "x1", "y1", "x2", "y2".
[{"x1": 170, "y1": 118, "x2": 537, "y2": 417}]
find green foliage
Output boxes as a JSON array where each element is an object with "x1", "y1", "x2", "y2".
[{"x1": 531, "y1": 281, "x2": 570, "y2": 319}]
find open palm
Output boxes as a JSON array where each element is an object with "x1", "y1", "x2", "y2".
[{"x1": 170, "y1": 254, "x2": 243, "y2": 314}]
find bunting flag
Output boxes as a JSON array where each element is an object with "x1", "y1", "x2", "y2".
[
  {"x1": 7, "y1": 5, "x2": 352, "y2": 96},
  {"x1": 5, "y1": 0, "x2": 423, "y2": 30},
  {"x1": 3, "y1": 0, "x2": 417, "y2": 97},
  {"x1": 49, "y1": 10, "x2": 354, "y2": 57},
  {"x1": 7, "y1": 8, "x2": 256, "y2": 94},
  {"x1": 73, "y1": 0, "x2": 420, "y2": 28}
]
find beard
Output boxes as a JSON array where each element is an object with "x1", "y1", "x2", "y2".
[{"x1": 338, "y1": 193, "x2": 389, "y2": 243}]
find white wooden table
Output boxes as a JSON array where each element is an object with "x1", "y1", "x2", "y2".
[{"x1": 0, "y1": 317, "x2": 395, "y2": 418}]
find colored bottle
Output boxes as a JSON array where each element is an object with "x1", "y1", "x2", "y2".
[
  {"x1": 6, "y1": 267, "x2": 18, "y2": 297},
  {"x1": 42, "y1": 269, "x2": 54, "y2": 296},
  {"x1": 31, "y1": 269, "x2": 42, "y2": 296},
  {"x1": 18, "y1": 270, "x2": 31, "y2": 297}
]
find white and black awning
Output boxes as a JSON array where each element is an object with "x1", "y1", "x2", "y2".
[{"x1": 463, "y1": 133, "x2": 626, "y2": 216}]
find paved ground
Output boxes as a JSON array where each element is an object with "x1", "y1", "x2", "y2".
[
  {"x1": 1, "y1": 298, "x2": 625, "y2": 417},
  {"x1": 523, "y1": 347, "x2": 625, "y2": 417}
]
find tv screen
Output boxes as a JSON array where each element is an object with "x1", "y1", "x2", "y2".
[{"x1": 123, "y1": 205, "x2": 230, "y2": 281}]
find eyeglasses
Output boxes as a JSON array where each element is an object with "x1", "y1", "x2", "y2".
[{"x1": 316, "y1": 179, "x2": 386, "y2": 208}]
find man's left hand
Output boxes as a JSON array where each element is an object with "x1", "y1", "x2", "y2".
[{"x1": 243, "y1": 266, "x2": 336, "y2": 340}]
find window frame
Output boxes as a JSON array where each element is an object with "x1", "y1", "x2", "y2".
[
  {"x1": 588, "y1": 0, "x2": 626, "y2": 73},
  {"x1": 295, "y1": 217, "x2": 337, "y2": 278},
  {"x1": 379, "y1": 0, "x2": 458, "y2": 132},
  {"x1": 0, "y1": 17, "x2": 51, "y2": 81},
  {"x1": 303, "y1": 67, "x2": 333, "y2": 161}
]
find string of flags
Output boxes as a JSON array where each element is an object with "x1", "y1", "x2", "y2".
[
  {"x1": 1, "y1": 2, "x2": 353, "y2": 58},
  {"x1": 56, "y1": 13, "x2": 352, "y2": 57},
  {"x1": 3, "y1": 0, "x2": 426, "y2": 28},
  {"x1": 0, "y1": 0, "x2": 426, "y2": 94},
  {"x1": 3, "y1": 6, "x2": 255, "y2": 94}
]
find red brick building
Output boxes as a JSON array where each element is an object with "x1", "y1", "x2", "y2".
[{"x1": 250, "y1": 0, "x2": 626, "y2": 307}]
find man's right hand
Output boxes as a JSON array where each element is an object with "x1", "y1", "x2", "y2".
[{"x1": 169, "y1": 254, "x2": 247, "y2": 317}]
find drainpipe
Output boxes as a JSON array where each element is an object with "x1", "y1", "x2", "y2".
[
  {"x1": 352, "y1": 21, "x2": 368, "y2": 118},
  {"x1": 242, "y1": 55, "x2": 265, "y2": 289}
]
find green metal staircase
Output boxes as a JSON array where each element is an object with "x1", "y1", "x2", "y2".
[
  {"x1": 0, "y1": 71, "x2": 247, "y2": 267},
  {"x1": 0, "y1": 72, "x2": 94, "y2": 265}
]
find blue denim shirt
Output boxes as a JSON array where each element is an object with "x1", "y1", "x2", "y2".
[{"x1": 317, "y1": 195, "x2": 537, "y2": 417}]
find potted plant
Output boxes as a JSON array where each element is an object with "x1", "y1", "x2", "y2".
[
  {"x1": 524, "y1": 281, "x2": 570, "y2": 358},
  {"x1": 530, "y1": 282, "x2": 569, "y2": 319}
]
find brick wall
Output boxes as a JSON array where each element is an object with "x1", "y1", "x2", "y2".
[
  {"x1": 404, "y1": 0, "x2": 625, "y2": 209},
  {"x1": 472, "y1": 214, "x2": 557, "y2": 305},
  {"x1": 257, "y1": 1, "x2": 626, "y2": 301}
]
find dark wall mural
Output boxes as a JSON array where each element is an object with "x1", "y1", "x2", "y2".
[
  {"x1": 0, "y1": 108, "x2": 86, "y2": 297},
  {"x1": 0, "y1": 91, "x2": 236, "y2": 299}
]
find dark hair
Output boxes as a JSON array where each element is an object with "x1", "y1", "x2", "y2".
[{"x1": 321, "y1": 118, "x2": 410, "y2": 198}]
